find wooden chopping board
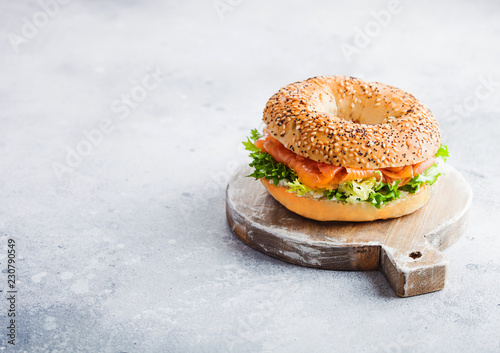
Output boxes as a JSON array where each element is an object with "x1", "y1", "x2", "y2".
[{"x1": 226, "y1": 164, "x2": 472, "y2": 297}]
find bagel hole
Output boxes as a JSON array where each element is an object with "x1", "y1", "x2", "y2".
[
  {"x1": 314, "y1": 91, "x2": 395, "y2": 125},
  {"x1": 343, "y1": 108, "x2": 391, "y2": 125},
  {"x1": 333, "y1": 100, "x2": 391, "y2": 125}
]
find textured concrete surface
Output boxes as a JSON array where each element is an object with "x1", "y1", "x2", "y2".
[{"x1": 0, "y1": 0, "x2": 499, "y2": 352}]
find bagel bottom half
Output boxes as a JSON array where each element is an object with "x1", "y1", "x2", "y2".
[{"x1": 260, "y1": 179, "x2": 437, "y2": 222}]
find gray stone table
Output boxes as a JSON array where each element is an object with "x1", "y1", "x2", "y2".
[{"x1": 0, "y1": 0, "x2": 499, "y2": 352}]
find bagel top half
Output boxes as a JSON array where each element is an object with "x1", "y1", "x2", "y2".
[{"x1": 263, "y1": 76, "x2": 441, "y2": 170}]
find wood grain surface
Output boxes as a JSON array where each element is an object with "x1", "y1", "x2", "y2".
[{"x1": 226, "y1": 164, "x2": 472, "y2": 297}]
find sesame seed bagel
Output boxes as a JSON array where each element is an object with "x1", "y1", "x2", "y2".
[{"x1": 263, "y1": 76, "x2": 441, "y2": 169}]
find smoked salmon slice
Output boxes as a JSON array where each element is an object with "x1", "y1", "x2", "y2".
[
  {"x1": 381, "y1": 165, "x2": 414, "y2": 180},
  {"x1": 413, "y1": 158, "x2": 436, "y2": 175},
  {"x1": 340, "y1": 168, "x2": 379, "y2": 183},
  {"x1": 254, "y1": 135, "x2": 436, "y2": 190},
  {"x1": 256, "y1": 135, "x2": 342, "y2": 189}
]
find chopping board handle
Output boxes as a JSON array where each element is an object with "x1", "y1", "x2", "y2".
[{"x1": 380, "y1": 241, "x2": 448, "y2": 297}]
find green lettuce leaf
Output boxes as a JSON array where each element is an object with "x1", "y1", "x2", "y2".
[
  {"x1": 243, "y1": 129, "x2": 297, "y2": 186},
  {"x1": 400, "y1": 163, "x2": 441, "y2": 193},
  {"x1": 247, "y1": 149, "x2": 298, "y2": 186},
  {"x1": 435, "y1": 144, "x2": 449, "y2": 161},
  {"x1": 243, "y1": 137, "x2": 261, "y2": 153},
  {"x1": 249, "y1": 128, "x2": 263, "y2": 141},
  {"x1": 244, "y1": 129, "x2": 449, "y2": 208},
  {"x1": 242, "y1": 128, "x2": 263, "y2": 153},
  {"x1": 400, "y1": 143, "x2": 448, "y2": 194},
  {"x1": 337, "y1": 178, "x2": 378, "y2": 203},
  {"x1": 286, "y1": 179, "x2": 314, "y2": 196},
  {"x1": 366, "y1": 180, "x2": 402, "y2": 208}
]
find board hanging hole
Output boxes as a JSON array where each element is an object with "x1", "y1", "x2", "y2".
[{"x1": 409, "y1": 251, "x2": 422, "y2": 260}]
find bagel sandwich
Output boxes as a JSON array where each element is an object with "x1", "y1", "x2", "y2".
[{"x1": 243, "y1": 76, "x2": 449, "y2": 222}]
